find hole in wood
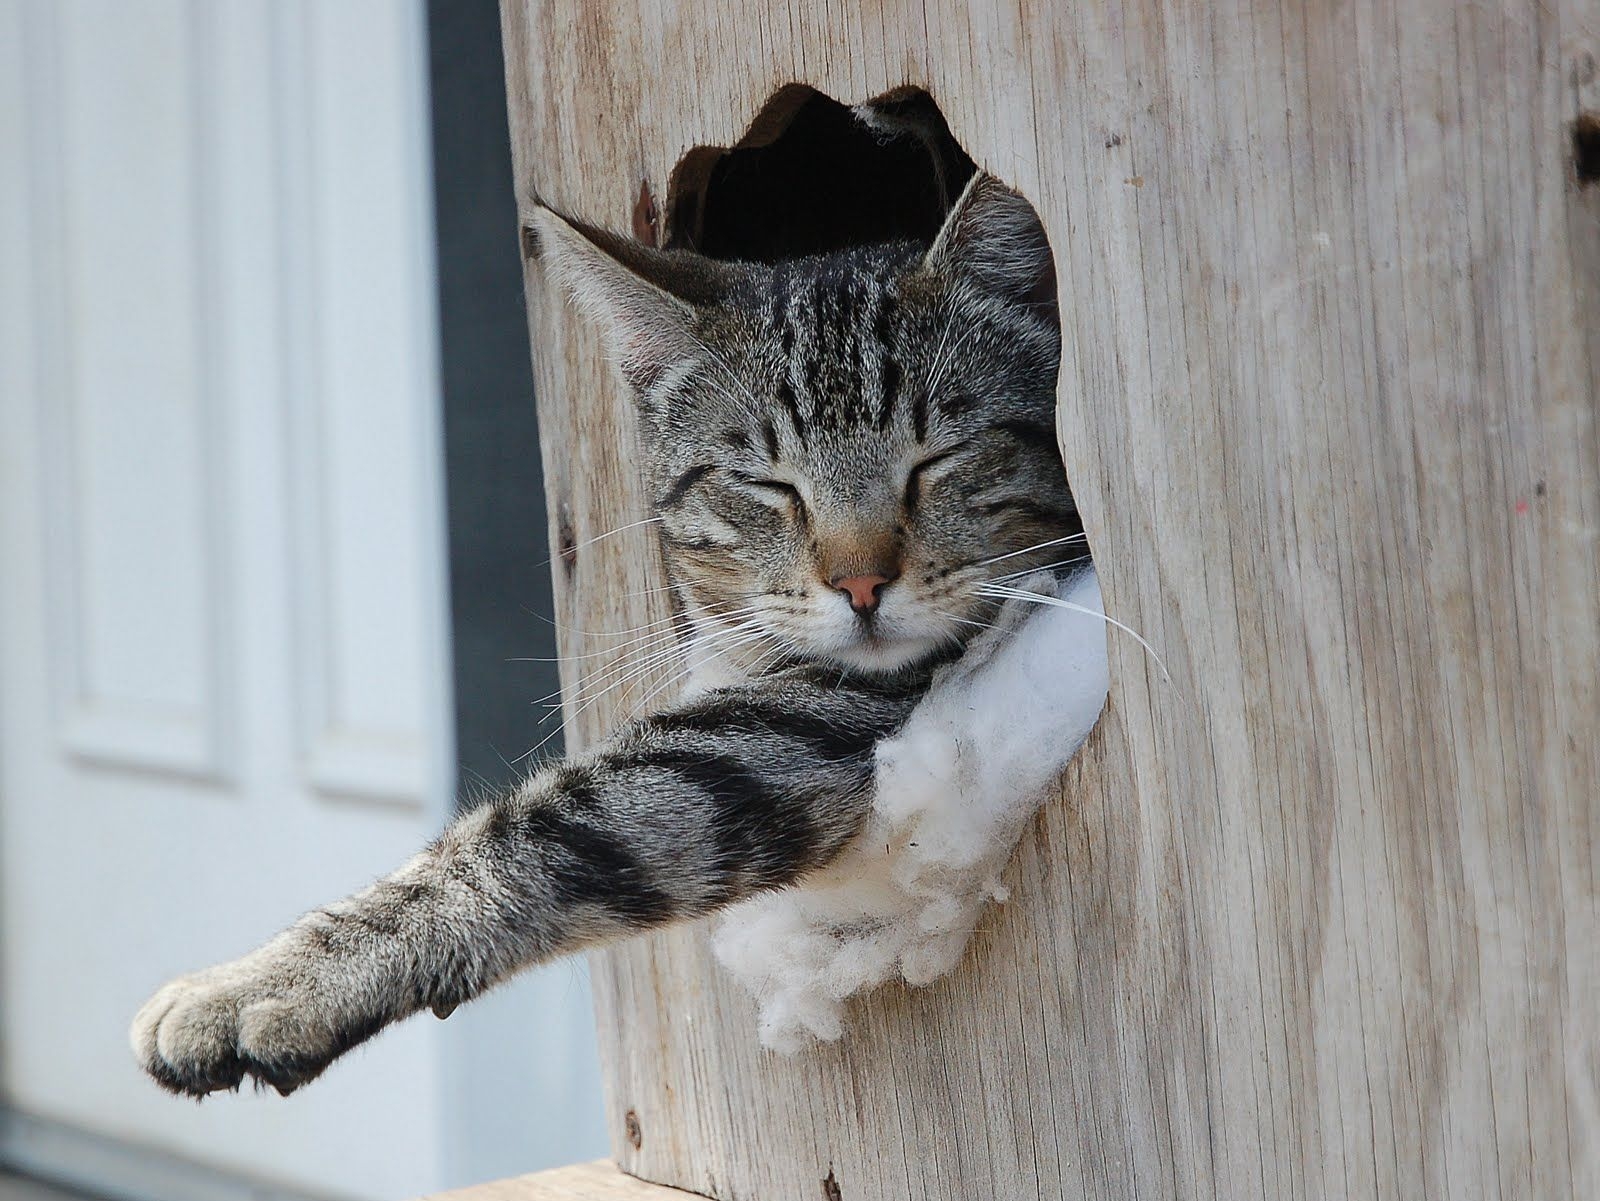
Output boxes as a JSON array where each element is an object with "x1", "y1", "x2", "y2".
[
  {"x1": 557, "y1": 499, "x2": 578, "y2": 571},
  {"x1": 1574, "y1": 113, "x2": 1600, "y2": 185},
  {"x1": 662, "y1": 84, "x2": 977, "y2": 261}
]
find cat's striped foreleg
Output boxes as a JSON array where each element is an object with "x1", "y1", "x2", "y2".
[{"x1": 130, "y1": 673, "x2": 917, "y2": 1097}]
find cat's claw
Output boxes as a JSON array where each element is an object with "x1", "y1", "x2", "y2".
[{"x1": 130, "y1": 960, "x2": 342, "y2": 1098}]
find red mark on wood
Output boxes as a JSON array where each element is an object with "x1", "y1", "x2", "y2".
[{"x1": 633, "y1": 179, "x2": 660, "y2": 245}]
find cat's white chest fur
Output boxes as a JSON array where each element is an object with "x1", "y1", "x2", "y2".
[{"x1": 704, "y1": 568, "x2": 1109, "y2": 1052}]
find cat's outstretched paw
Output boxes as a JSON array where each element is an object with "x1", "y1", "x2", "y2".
[{"x1": 130, "y1": 957, "x2": 351, "y2": 1098}]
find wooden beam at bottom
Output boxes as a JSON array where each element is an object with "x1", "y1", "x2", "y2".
[{"x1": 417, "y1": 1161, "x2": 703, "y2": 1201}]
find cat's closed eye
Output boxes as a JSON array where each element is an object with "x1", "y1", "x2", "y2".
[
  {"x1": 738, "y1": 475, "x2": 805, "y2": 508},
  {"x1": 903, "y1": 449, "x2": 961, "y2": 508}
]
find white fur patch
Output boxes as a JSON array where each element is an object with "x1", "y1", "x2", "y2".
[{"x1": 711, "y1": 567, "x2": 1109, "y2": 1051}]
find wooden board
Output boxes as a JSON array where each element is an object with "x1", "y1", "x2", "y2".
[
  {"x1": 418, "y1": 1161, "x2": 699, "y2": 1201},
  {"x1": 498, "y1": 1, "x2": 1600, "y2": 1197}
]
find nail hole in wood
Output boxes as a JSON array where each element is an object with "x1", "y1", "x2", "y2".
[
  {"x1": 821, "y1": 1168, "x2": 843, "y2": 1201},
  {"x1": 632, "y1": 179, "x2": 660, "y2": 245},
  {"x1": 1574, "y1": 113, "x2": 1600, "y2": 186},
  {"x1": 624, "y1": 1108, "x2": 643, "y2": 1150},
  {"x1": 557, "y1": 500, "x2": 578, "y2": 571}
]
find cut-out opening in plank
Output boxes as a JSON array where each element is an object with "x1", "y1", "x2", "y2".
[{"x1": 663, "y1": 84, "x2": 976, "y2": 261}]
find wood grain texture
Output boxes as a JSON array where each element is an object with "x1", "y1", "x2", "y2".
[
  {"x1": 417, "y1": 1161, "x2": 699, "y2": 1201},
  {"x1": 498, "y1": 1, "x2": 1600, "y2": 1197}
]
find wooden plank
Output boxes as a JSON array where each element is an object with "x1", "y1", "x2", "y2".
[
  {"x1": 418, "y1": 1162, "x2": 699, "y2": 1201},
  {"x1": 498, "y1": 0, "x2": 1600, "y2": 1197}
]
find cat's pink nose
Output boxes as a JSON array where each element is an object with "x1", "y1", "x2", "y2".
[{"x1": 833, "y1": 573, "x2": 895, "y2": 616}]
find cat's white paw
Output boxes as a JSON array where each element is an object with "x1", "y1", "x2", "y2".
[{"x1": 130, "y1": 954, "x2": 351, "y2": 1097}]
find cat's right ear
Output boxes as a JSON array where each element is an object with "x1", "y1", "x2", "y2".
[
  {"x1": 524, "y1": 206, "x2": 731, "y2": 393},
  {"x1": 920, "y1": 174, "x2": 1054, "y2": 312}
]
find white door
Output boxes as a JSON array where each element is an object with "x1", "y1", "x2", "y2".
[{"x1": 0, "y1": 2, "x2": 604, "y2": 1197}]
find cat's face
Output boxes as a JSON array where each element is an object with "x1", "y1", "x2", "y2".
[{"x1": 531, "y1": 176, "x2": 1077, "y2": 675}]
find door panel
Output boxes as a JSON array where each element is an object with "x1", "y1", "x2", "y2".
[{"x1": 0, "y1": 1, "x2": 603, "y2": 1195}]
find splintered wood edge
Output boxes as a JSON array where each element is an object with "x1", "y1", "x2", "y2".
[{"x1": 416, "y1": 1160, "x2": 705, "y2": 1201}]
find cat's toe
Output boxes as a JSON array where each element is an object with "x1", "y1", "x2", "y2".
[
  {"x1": 131, "y1": 975, "x2": 248, "y2": 1097},
  {"x1": 133, "y1": 948, "x2": 377, "y2": 1098},
  {"x1": 232, "y1": 998, "x2": 339, "y2": 1094}
]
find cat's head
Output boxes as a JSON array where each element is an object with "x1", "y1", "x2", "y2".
[{"x1": 527, "y1": 174, "x2": 1077, "y2": 675}]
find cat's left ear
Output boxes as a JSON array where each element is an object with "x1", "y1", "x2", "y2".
[
  {"x1": 920, "y1": 173, "x2": 1054, "y2": 310},
  {"x1": 524, "y1": 205, "x2": 734, "y2": 393}
]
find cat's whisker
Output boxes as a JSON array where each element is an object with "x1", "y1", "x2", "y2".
[
  {"x1": 974, "y1": 533, "x2": 1089, "y2": 569},
  {"x1": 697, "y1": 373, "x2": 763, "y2": 414},
  {"x1": 531, "y1": 599, "x2": 766, "y2": 691},
  {"x1": 921, "y1": 295, "x2": 965, "y2": 400},
  {"x1": 946, "y1": 616, "x2": 998, "y2": 631},
  {"x1": 523, "y1": 621, "x2": 709, "y2": 705},
  {"x1": 743, "y1": 639, "x2": 794, "y2": 681},
  {"x1": 620, "y1": 622, "x2": 777, "y2": 722},
  {"x1": 550, "y1": 607, "x2": 767, "y2": 714},
  {"x1": 974, "y1": 583, "x2": 1175, "y2": 687},
  {"x1": 699, "y1": 345, "x2": 767, "y2": 410},
  {"x1": 508, "y1": 701, "x2": 581, "y2": 763},
  {"x1": 537, "y1": 641, "x2": 684, "y2": 713},
  {"x1": 533, "y1": 514, "x2": 663, "y2": 571},
  {"x1": 523, "y1": 646, "x2": 682, "y2": 751},
  {"x1": 542, "y1": 593, "x2": 769, "y2": 646},
  {"x1": 607, "y1": 632, "x2": 737, "y2": 709},
  {"x1": 531, "y1": 608, "x2": 684, "y2": 642},
  {"x1": 512, "y1": 623, "x2": 686, "y2": 667},
  {"x1": 621, "y1": 644, "x2": 748, "y2": 719},
  {"x1": 618, "y1": 582, "x2": 682, "y2": 600},
  {"x1": 921, "y1": 603, "x2": 1001, "y2": 638},
  {"x1": 751, "y1": 619, "x2": 802, "y2": 663},
  {"x1": 572, "y1": 601, "x2": 758, "y2": 668},
  {"x1": 523, "y1": 614, "x2": 756, "y2": 728},
  {"x1": 925, "y1": 300, "x2": 988, "y2": 402},
  {"x1": 568, "y1": 611, "x2": 769, "y2": 715},
  {"x1": 988, "y1": 554, "x2": 1091, "y2": 583}
]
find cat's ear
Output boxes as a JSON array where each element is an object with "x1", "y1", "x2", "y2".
[
  {"x1": 920, "y1": 174, "x2": 1054, "y2": 309},
  {"x1": 524, "y1": 206, "x2": 732, "y2": 392}
]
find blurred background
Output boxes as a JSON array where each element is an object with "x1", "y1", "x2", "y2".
[{"x1": 0, "y1": 1, "x2": 608, "y2": 1197}]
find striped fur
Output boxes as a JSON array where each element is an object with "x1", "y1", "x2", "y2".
[
  {"x1": 132, "y1": 175, "x2": 1077, "y2": 1096},
  {"x1": 133, "y1": 668, "x2": 922, "y2": 1096}
]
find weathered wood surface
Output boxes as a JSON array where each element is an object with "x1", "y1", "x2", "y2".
[
  {"x1": 499, "y1": 1, "x2": 1600, "y2": 1198},
  {"x1": 417, "y1": 1161, "x2": 699, "y2": 1201}
]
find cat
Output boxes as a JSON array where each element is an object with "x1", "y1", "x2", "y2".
[{"x1": 130, "y1": 172, "x2": 1099, "y2": 1096}]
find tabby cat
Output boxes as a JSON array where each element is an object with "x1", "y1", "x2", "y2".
[{"x1": 131, "y1": 173, "x2": 1080, "y2": 1096}]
